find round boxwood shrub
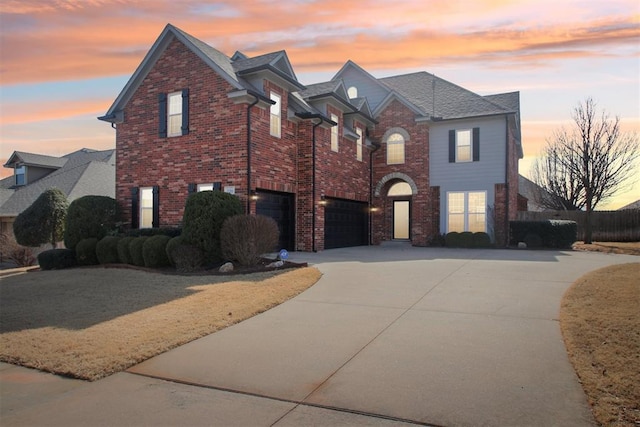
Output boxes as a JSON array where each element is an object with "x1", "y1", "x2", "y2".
[
  {"x1": 524, "y1": 233, "x2": 543, "y2": 249},
  {"x1": 76, "y1": 238, "x2": 99, "y2": 266},
  {"x1": 473, "y1": 232, "x2": 491, "y2": 248},
  {"x1": 459, "y1": 232, "x2": 474, "y2": 248},
  {"x1": 117, "y1": 236, "x2": 135, "y2": 264},
  {"x1": 143, "y1": 235, "x2": 171, "y2": 268},
  {"x1": 182, "y1": 191, "x2": 243, "y2": 263},
  {"x1": 221, "y1": 214, "x2": 279, "y2": 266},
  {"x1": 165, "y1": 235, "x2": 186, "y2": 267},
  {"x1": 38, "y1": 248, "x2": 77, "y2": 270},
  {"x1": 129, "y1": 236, "x2": 148, "y2": 267},
  {"x1": 64, "y1": 196, "x2": 119, "y2": 250},
  {"x1": 445, "y1": 232, "x2": 461, "y2": 247},
  {"x1": 96, "y1": 236, "x2": 120, "y2": 264}
]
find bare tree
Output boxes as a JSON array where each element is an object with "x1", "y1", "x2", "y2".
[{"x1": 532, "y1": 98, "x2": 639, "y2": 243}]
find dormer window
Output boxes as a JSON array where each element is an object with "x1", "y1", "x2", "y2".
[
  {"x1": 15, "y1": 165, "x2": 25, "y2": 186},
  {"x1": 347, "y1": 86, "x2": 358, "y2": 99}
]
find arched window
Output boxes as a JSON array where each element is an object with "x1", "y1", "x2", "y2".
[
  {"x1": 347, "y1": 86, "x2": 358, "y2": 99},
  {"x1": 388, "y1": 182, "x2": 412, "y2": 196},
  {"x1": 386, "y1": 133, "x2": 405, "y2": 164}
]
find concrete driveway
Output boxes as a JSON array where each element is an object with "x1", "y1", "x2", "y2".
[{"x1": 2, "y1": 245, "x2": 637, "y2": 426}]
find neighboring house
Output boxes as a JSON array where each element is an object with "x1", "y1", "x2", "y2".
[
  {"x1": 99, "y1": 24, "x2": 522, "y2": 250},
  {"x1": 0, "y1": 149, "x2": 115, "y2": 237},
  {"x1": 618, "y1": 199, "x2": 640, "y2": 210},
  {"x1": 517, "y1": 175, "x2": 555, "y2": 212}
]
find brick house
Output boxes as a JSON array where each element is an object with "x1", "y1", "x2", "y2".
[{"x1": 99, "y1": 24, "x2": 522, "y2": 251}]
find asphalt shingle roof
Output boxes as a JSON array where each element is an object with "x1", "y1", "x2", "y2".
[
  {"x1": 4, "y1": 151, "x2": 67, "y2": 168},
  {"x1": 0, "y1": 149, "x2": 115, "y2": 217}
]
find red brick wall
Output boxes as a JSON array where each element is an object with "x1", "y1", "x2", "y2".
[
  {"x1": 370, "y1": 100, "x2": 434, "y2": 246},
  {"x1": 116, "y1": 38, "x2": 249, "y2": 227}
]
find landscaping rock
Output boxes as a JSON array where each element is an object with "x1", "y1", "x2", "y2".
[
  {"x1": 518, "y1": 242, "x2": 527, "y2": 249},
  {"x1": 267, "y1": 260, "x2": 284, "y2": 268},
  {"x1": 219, "y1": 262, "x2": 234, "y2": 273}
]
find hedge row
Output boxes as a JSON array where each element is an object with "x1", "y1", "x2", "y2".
[
  {"x1": 509, "y1": 220, "x2": 577, "y2": 249},
  {"x1": 445, "y1": 232, "x2": 492, "y2": 248}
]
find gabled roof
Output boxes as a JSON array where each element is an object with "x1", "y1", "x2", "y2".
[
  {"x1": 0, "y1": 149, "x2": 115, "y2": 217},
  {"x1": 380, "y1": 72, "x2": 514, "y2": 120},
  {"x1": 233, "y1": 50, "x2": 304, "y2": 91},
  {"x1": 3, "y1": 151, "x2": 67, "y2": 169},
  {"x1": 618, "y1": 199, "x2": 640, "y2": 210},
  {"x1": 297, "y1": 80, "x2": 356, "y2": 112},
  {"x1": 332, "y1": 60, "x2": 391, "y2": 96}
]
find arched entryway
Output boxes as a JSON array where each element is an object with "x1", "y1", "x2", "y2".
[{"x1": 389, "y1": 182, "x2": 411, "y2": 239}]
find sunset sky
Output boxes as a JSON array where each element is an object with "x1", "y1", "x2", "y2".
[{"x1": 1, "y1": 0, "x2": 638, "y2": 209}]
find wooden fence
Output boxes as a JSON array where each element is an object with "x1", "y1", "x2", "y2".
[{"x1": 516, "y1": 209, "x2": 640, "y2": 242}]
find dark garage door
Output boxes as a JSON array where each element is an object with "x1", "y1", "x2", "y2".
[
  {"x1": 324, "y1": 198, "x2": 368, "y2": 249},
  {"x1": 256, "y1": 190, "x2": 295, "y2": 251}
]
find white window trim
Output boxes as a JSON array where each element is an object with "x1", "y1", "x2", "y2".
[
  {"x1": 446, "y1": 190, "x2": 487, "y2": 233},
  {"x1": 167, "y1": 91, "x2": 183, "y2": 137},
  {"x1": 331, "y1": 113, "x2": 339, "y2": 152},
  {"x1": 270, "y1": 92, "x2": 281, "y2": 138}
]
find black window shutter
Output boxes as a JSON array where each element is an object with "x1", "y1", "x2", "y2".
[
  {"x1": 131, "y1": 187, "x2": 139, "y2": 229},
  {"x1": 472, "y1": 127, "x2": 480, "y2": 161},
  {"x1": 158, "y1": 93, "x2": 167, "y2": 137},
  {"x1": 213, "y1": 182, "x2": 221, "y2": 191},
  {"x1": 181, "y1": 89, "x2": 189, "y2": 136},
  {"x1": 152, "y1": 186, "x2": 160, "y2": 228},
  {"x1": 188, "y1": 183, "x2": 196, "y2": 194},
  {"x1": 448, "y1": 130, "x2": 455, "y2": 163}
]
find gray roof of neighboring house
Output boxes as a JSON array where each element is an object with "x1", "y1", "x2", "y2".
[
  {"x1": 518, "y1": 175, "x2": 554, "y2": 212},
  {"x1": 618, "y1": 199, "x2": 640, "y2": 210},
  {"x1": 0, "y1": 149, "x2": 115, "y2": 217},
  {"x1": 4, "y1": 151, "x2": 67, "y2": 169},
  {"x1": 379, "y1": 72, "x2": 514, "y2": 120}
]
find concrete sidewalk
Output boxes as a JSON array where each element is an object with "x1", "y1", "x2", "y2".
[{"x1": 2, "y1": 246, "x2": 636, "y2": 426}]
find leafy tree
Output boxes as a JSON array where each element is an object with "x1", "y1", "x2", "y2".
[
  {"x1": 64, "y1": 196, "x2": 119, "y2": 250},
  {"x1": 13, "y1": 188, "x2": 68, "y2": 248},
  {"x1": 532, "y1": 98, "x2": 639, "y2": 243}
]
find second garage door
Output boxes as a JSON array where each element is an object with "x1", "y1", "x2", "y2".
[{"x1": 324, "y1": 198, "x2": 368, "y2": 249}]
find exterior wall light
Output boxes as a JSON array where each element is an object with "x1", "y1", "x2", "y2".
[
  {"x1": 250, "y1": 190, "x2": 259, "y2": 201},
  {"x1": 319, "y1": 195, "x2": 327, "y2": 206}
]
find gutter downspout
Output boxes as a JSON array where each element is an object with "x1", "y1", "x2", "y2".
[
  {"x1": 369, "y1": 139, "x2": 381, "y2": 245},
  {"x1": 504, "y1": 115, "x2": 510, "y2": 247},
  {"x1": 311, "y1": 118, "x2": 323, "y2": 252},
  {"x1": 246, "y1": 96, "x2": 260, "y2": 213}
]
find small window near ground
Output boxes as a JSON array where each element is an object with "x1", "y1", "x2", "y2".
[
  {"x1": 197, "y1": 184, "x2": 214, "y2": 192},
  {"x1": 140, "y1": 187, "x2": 154, "y2": 228}
]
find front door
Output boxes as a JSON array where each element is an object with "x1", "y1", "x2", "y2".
[{"x1": 393, "y1": 200, "x2": 410, "y2": 239}]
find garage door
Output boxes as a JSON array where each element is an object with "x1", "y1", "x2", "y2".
[
  {"x1": 256, "y1": 190, "x2": 295, "y2": 251},
  {"x1": 324, "y1": 198, "x2": 368, "y2": 249}
]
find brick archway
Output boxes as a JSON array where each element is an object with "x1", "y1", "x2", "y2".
[{"x1": 374, "y1": 172, "x2": 418, "y2": 197}]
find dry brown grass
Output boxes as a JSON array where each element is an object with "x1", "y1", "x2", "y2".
[
  {"x1": 560, "y1": 263, "x2": 640, "y2": 426},
  {"x1": 0, "y1": 266, "x2": 321, "y2": 381},
  {"x1": 572, "y1": 241, "x2": 640, "y2": 256}
]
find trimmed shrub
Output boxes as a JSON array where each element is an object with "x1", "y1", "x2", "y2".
[
  {"x1": 445, "y1": 232, "x2": 461, "y2": 247},
  {"x1": 459, "y1": 231, "x2": 474, "y2": 248},
  {"x1": 510, "y1": 220, "x2": 577, "y2": 249},
  {"x1": 96, "y1": 236, "x2": 121, "y2": 264},
  {"x1": 76, "y1": 238, "x2": 99, "y2": 266},
  {"x1": 125, "y1": 227, "x2": 182, "y2": 238},
  {"x1": 182, "y1": 191, "x2": 243, "y2": 263},
  {"x1": 64, "y1": 196, "x2": 119, "y2": 251},
  {"x1": 129, "y1": 237, "x2": 148, "y2": 267},
  {"x1": 13, "y1": 188, "x2": 68, "y2": 248},
  {"x1": 165, "y1": 235, "x2": 186, "y2": 266},
  {"x1": 170, "y1": 244, "x2": 205, "y2": 273},
  {"x1": 142, "y1": 235, "x2": 171, "y2": 268},
  {"x1": 428, "y1": 234, "x2": 446, "y2": 247},
  {"x1": 473, "y1": 232, "x2": 491, "y2": 248},
  {"x1": 38, "y1": 249, "x2": 76, "y2": 270},
  {"x1": 221, "y1": 214, "x2": 279, "y2": 266},
  {"x1": 117, "y1": 236, "x2": 135, "y2": 264}
]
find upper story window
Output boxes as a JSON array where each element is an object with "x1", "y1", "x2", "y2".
[
  {"x1": 159, "y1": 89, "x2": 189, "y2": 138},
  {"x1": 331, "y1": 113, "x2": 339, "y2": 152},
  {"x1": 386, "y1": 132, "x2": 405, "y2": 164},
  {"x1": 356, "y1": 127, "x2": 363, "y2": 161},
  {"x1": 449, "y1": 127, "x2": 480, "y2": 163},
  {"x1": 168, "y1": 92, "x2": 183, "y2": 137},
  {"x1": 15, "y1": 165, "x2": 25, "y2": 186},
  {"x1": 270, "y1": 92, "x2": 281, "y2": 138},
  {"x1": 347, "y1": 86, "x2": 358, "y2": 99}
]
